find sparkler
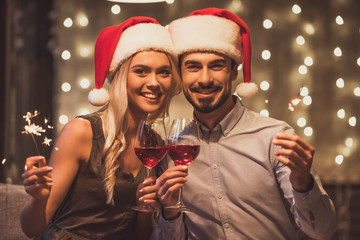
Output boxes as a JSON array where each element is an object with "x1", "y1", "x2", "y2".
[
  {"x1": 21, "y1": 111, "x2": 53, "y2": 155},
  {"x1": 288, "y1": 86, "x2": 305, "y2": 112}
]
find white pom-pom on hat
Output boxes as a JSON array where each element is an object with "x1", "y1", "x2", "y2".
[
  {"x1": 235, "y1": 82, "x2": 258, "y2": 99},
  {"x1": 88, "y1": 88, "x2": 110, "y2": 106}
]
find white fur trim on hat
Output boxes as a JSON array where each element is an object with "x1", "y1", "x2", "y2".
[
  {"x1": 88, "y1": 88, "x2": 110, "y2": 106},
  {"x1": 235, "y1": 82, "x2": 258, "y2": 99},
  {"x1": 169, "y1": 15, "x2": 242, "y2": 64},
  {"x1": 109, "y1": 23, "x2": 177, "y2": 73}
]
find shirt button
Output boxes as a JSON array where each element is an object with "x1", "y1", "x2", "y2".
[
  {"x1": 213, "y1": 165, "x2": 218, "y2": 169},
  {"x1": 223, "y1": 223, "x2": 230, "y2": 229},
  {"x1": 217, "y1": 193, "x2": 223, "y2": 199}
]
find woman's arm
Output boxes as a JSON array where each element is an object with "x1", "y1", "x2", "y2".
[{"x1": 21, "y1": 118, "x2": 92, "y2": 237}]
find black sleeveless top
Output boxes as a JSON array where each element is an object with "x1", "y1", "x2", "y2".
[{"x1": 36, "y1": 113, "x2": 147, "y2": 239}]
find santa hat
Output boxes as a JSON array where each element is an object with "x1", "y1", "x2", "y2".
[
  {"x1": 169, "y1": 8, "x2": 258, "y2": 98},
  {"x1": 88, "y1": 16, "x2": 177, "y2": 106}
]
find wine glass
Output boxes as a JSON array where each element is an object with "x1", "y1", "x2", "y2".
[
  {"x1": 132, "y1": 118, "x2": 167, "y2": 212},
  {"x1": 166, "y1": 118, "x2": 200, "y2": 212}
]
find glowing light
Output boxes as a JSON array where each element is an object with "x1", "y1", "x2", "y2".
[
  {"x1": 349, "y1": 116, "x2": 356, "y2": 127},
  {"x1": 80, "y1": 78, "x2": 90, "y2": 89},
  {"x1": 334, "y1": 47, "x2": 342, "y2": 57},
  {"x1": 297, "y1": 117, "x2": 307, "y2": 127},
  {"x1": 296, "y1": 36, "x2": 305, "y2": 45},
  {"x1": 2, "y1": 158, "x2": 6, "y2": 165},
  {"x1": 298, "y1": 65, "x2": 308, "y2": 75},
  {"x1": 337, "y1": 109, "x2": 345, "y2": 119},
  {"x1": 335, "y1": 15, "x2": 344, "y2": 25},
  {"x1": 43, "y1": 137, "x2": 52, "y2": 146},
  {"x1": 260, "y1": 81, "x2": 270, "y2": 91},
  {"x1": 61, "y1": 82, "x2": 71, "y2": 92},
  {"x1": 61, "y1": 50, "x2": 71, "y2": 60},
  {"x1": 59, "y1": 115, "x2": 69, "y2": 125},
  {"x1": 107, "y1": 0, "x2": 168, "y2": 2},
  {"x1": 265, "y1": 99, "x2": 269, "y2": 104},
  {"x1": 63, "y1": 18, "x2": 73, "y2": 28},
  {"x1": 261, "y1": 50, "x2": 271, "y2": 60},
  {"x1": 345, "y1": 138, "x2": 353, "y2": 147},
  {"x1": 78, "y1": 15, "x2": 89, "y2": 27},
  {"x1": 288, "y1": 97, "x2": 301, "y2": 111},
  {"x1": 79, "y1": 47, "x2": 90, "y2": 57},
  {"x1": 304, "y1": 127, "x2": 313, "y2": 136},
  {"x1": 300, "y1": 86, "x2": 309, "y2": 96},
  {"x1": 263, "y1": 19, "x2": 273, "y2": 29},
  {"x1": 342, "y1": 147, "x2": 351, "y2": 157},
  {"x1": 354, "y1": 87, "x2": 360, "y2": 96},
  {"x1": 304, "y1": 56, "x2": 313, "y2": 66},
  {"x1": 111, "y1": 5, "x2": 121, "y2": 14},
  {"x1": 302, "y1": 96, "x2": 312, "y2": 105},
  {"x1": 260, "y1": 109, "x2": 269, "y2": 117},
  {"x1": 304, "y1": 24, "x2": 315, "y2": 35},
  {"x1": 166, "y1": 0, "x2": 174, "y2": 3},
  {"x1": 336, "y1": 78, "x2": 344, "y2": 88},
  {"x1": 292, "y1": 4, "x2": 301, "y2": 14},
  {"x1": 357, "y1": 57, "x2": 360, "y2": 66},
  {"x1": 335, "y1": 155, "x2": 344, "y2": 165}
]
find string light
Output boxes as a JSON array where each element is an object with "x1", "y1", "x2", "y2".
[
  {"x1": 292, "y1": 4, "x2": 301, "y2": 14},
  {"x1": 335, "y1": 15, "x2": 344, "y2": 25},
  {"x1": 263, "y1": 19, "x2": 273, "y2": 29},
  {"x1": 334, "y1": 47, "x2": 342, "y2": 57},
  {"x1": 63, "y1": 18, "x2": 73, "y2": 28},
  {"x1": 296, "y1": 35, "x2": 305, "y2": 45},
  {"x1": 59, "y1": 115, "x2": 69, "y2": 125},
  {"x1": 111, "y1": 5, "x2": 121, "y2": 14},
  {"x1": 61, "y1": 50, "x2": 71, "y2": 60},
  {"x1": 260, "y1": 81, "x2": 270, "y2": 91},
  {"x1": 261, "y1": 50, "x2": 271, "y2": 60},
  {"x1": 336, "y1": 78, "x2": 344, "y2": 88},
  {"x1": 61, "y1": 82, "x2": 71, "y2": 92},
  {"x1": 260, "y1": 109, "x2": 269, "y2": 117},
  {"x1": 337, "y1": 109, "x2": 345, "y2": 119},
  {"x1": 335, "y1": 155, "x2": 344, "y2": 165}
]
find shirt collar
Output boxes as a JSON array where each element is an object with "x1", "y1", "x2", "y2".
[{"x1": 195, "y1": 96, "x2": 245, "y2": 137}]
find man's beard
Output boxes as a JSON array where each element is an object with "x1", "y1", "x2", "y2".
[{"x1": 183, "y1": 88, "x2": 230, "y2": 114}]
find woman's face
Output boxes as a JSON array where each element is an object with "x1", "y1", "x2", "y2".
[{"x1": 127, "y1": 51, "x2": 173, "y2": 116}]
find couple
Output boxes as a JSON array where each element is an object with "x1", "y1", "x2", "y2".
[{"x1": 20, "y1": 8, "x2": 337, "y2": 240}]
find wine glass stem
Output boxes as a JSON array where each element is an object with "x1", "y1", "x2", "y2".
[
  {"x1": 146, "y1": 168, "x2": 151, "y2": 178},
  {"x1": 178, "y1": 187, "x2": 183, "y2": 205}
]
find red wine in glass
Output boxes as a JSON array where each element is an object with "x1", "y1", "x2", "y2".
[
  {"x1": 134, "y1": 147, "x2": 167, "y2": 168},
  {"x1": 166, "y1": 118, "x2": 200, "y2": 212},
  {"x1": 132, "y1": 118, "x2": 167, "y2": 212},
  {"x1": 167, "y1": 145, "x2": 200, "y2": 166}
]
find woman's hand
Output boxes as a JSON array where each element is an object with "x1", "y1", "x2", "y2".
[
  {"x1": 136, "y1": 176, "x2": 161, "y2": 211},
  {"x1": 22, "y1": 156, "x2": 53, "y2": 201}
]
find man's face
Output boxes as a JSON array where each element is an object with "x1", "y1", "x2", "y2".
[{"x1": 180, "y1": 52, "x2": 237, "y2": 114}]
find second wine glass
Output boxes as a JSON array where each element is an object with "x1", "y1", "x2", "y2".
[
  {"x1": 166, "y1": 118, "x2": 200, "y2": 212},
  {"x1": 133, "y1": 118, "x2": 167, "y2": 212}
]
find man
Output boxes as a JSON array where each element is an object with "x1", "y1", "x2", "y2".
[{"x1": 153, "y1": 8, "x2": 336, "y2": 240}]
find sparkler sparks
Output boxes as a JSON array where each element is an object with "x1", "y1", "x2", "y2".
[
  {"x1": 43, "y1": 137, "x2": 52, "y2": 146},
  {"x1": 288, "y1": 86, "x2": 305, "y2": 112},
  {"x1": 2, "y1": 158, "x2": 6, "y2": 165},
  {"x1": 21, "y1": 111, "x2": 53, "y2": 155}
]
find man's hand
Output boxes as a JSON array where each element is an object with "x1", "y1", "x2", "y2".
[
  {"x1": 156, "y1": 166, "x2": 188, "y2": 219},
  {"x1": 272, "y1": 133, "x2": 314, "y2": 192}
]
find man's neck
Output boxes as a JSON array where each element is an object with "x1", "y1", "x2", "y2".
[{"x1": 194, "y1": 96, "x2": 236, "y2": 130}]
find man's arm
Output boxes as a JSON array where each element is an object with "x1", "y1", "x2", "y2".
[{"x1": 273, "y1": 133, "x2": 337, "y2": 239}]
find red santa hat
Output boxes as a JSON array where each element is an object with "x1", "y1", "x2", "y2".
[
  {"x1": 88, "y1": 16, "x2": 177, "y2": 106},
  {"x1": 169, "y1": 8, "x2": 258, "y2": 98}
]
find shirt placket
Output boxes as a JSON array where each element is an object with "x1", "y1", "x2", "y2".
[{"x1": 208, "y1": 130, "x2": 233, "y2": 239}]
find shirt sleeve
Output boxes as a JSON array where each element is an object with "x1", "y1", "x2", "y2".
[
  {"x1": 272, "y1": 128, "x2": 337, "y2": 239},
  {"x1": 151, "y1": 212, "x2": 186, "y2": 240}
]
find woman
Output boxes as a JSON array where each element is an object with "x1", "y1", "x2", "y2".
[{"x1": 20, "y1": 17, "x2": 181, "y2": 240}]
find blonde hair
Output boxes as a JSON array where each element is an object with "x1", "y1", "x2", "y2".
[{"x1": 101, "y1": 51, "x2": 181, "y2": 204}]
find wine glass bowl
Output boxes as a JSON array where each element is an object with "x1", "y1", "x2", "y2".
[
  {"x1": 166, "y1": 118, "x2": 200, "y2": 211},
  {"x1": 132, "y1": 118, "x2": 167, "y2": 212}
]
